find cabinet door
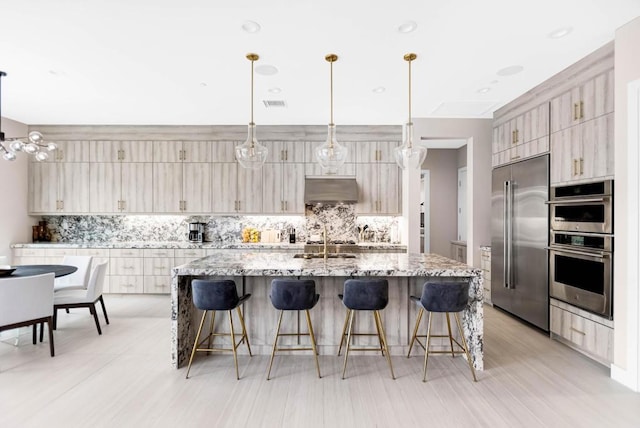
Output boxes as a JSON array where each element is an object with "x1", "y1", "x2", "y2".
[
  {"x1": 211, "y1": 141, "x2": 237, "y2": 163},
  {"x1": 152, "y1": 141, "x2": 181, "y2": 162},
  {"x1": 377, "y1": 141, "x2": 399, "y2": 163},
  {"x1": 211, "y1": 162, "x2": 238, "y2": 213},
  {"x1": 510, "y1": 115, "x2": 525, "y2": 146},
  {"x1": 354, "y1": 141, "x2": 378, "y2": 163},
  {"x1": 523, "y1": 103, "x2": 549, "y2": 142},
  {"x1": 58, "y1": 163, "x2": 90, "y2": 213},
  {"x1": 122, "y1": 163, "x2": 153, "y2": 213},
  {"x1": 304, "y1": 162, "x2": 356, "y2": 177},
  {"x1": 265, "y1": 141, "x2": 284, "y2": 163},
  {"x1": 153, "y1": 163, "x2": 183, "y2": 213},
  {"x1": 28, "y1": 162, "x2": 58, "y2": 213},
  {"x1": 237, "y1": 167, "x2": 263, "y2": 213},
  {"x1": 121, "y1": 140, "x2": 153, "y2": 162},
  {"x1": 89, "y1": 163, "x2": 120, "y2": 213},
  {"x1": 281, "y1": 141, "x2": 305, "y2": 163},
  {"x1": 183, "y1": 141, "x2": 212, "y2": 162},
  {"x1": 580, "y1": 113, "x2": 614, "y2": 180},
  {"x1": 262, "y1": 163, "x2": 283, "y2": 213},
  {"x1": 90, "y1": 140, "x2": 119, "y2": 162},
  {"x1": 182, "y1": 163, "x2": 212, "y2": 213},
  {"x1": 550, "y1": 90, "x2": 574, "y2": 133},
  {"x1": 355, "y1": 163, "x2": 378, "y2": 214},
  {"x1": 55, "y1": 140, "x2": 91, "y2": 162},
  {"x1": 282, "y1": 163, "x2": 305, "y2": 213},
  {"x1": 550, "y1": 129, "x2": 575, "y2": 184},
  {"x1": 377, "y1": 163, "x2": 400, "y2": 214}
]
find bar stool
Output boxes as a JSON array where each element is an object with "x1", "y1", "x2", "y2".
[
  {"x1": 407, "y1": 281, "x2": 477, "y2": 382},
  {"x1": 267, "y1": 279, "x2": 321, "y2": 380},
  {"x1": 185, "y1": 279, "x2": 252, "y2": 380},
  {"x1": 338, "y1": 278, "x2": 394, "y2": 380}
]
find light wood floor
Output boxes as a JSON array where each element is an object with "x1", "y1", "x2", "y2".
[{"x1": 1, "y1": 295, "x2": 638, "y2": 427}]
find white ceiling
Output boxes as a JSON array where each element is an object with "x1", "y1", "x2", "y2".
[{"x1": 1, "y1": 0, "x2": 639, "y2": 127}]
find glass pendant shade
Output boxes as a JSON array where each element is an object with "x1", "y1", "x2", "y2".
[
  {"x1": 394, "y1": 122, "x2": 427, "y2": 170},
  {"x1": 315, "y1": 124, "x2": 347, "y2": 175},
  {"x1": 235, "y1": 123, "x2": 268, "y2": 170}
]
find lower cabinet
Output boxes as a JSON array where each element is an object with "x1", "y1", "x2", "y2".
[
  {"x1": 143, "y1": 249, "x2": 175, "y2": 294},
  {"x1": 550, "y1": 298, "x2": 613, "y2": 365},
  {"x1": 450, "y1": 242, "x2": 467, "y2": 264},
  {"x1": 480, "y1": 249, "x2": 492, "y2": 305},
  {"x1": 109, "y1": 249, "x2": 144, "y2": 293}
]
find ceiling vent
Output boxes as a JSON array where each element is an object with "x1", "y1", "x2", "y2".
[{"x1": 263, "y1": 100, "x2": 287, "y2": 108}]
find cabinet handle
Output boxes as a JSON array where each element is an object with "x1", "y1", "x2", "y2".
[
  {"x1": 285, "y1": 201, "x2": 288, "y2": 211},
  {"x1": 572, "y1": 159, "x2": 578, "y2": 176},
  {"x1": 59, "y1": 200, "x2": 64, "y2": 211},
  {"x1": 285, "y1": 149, "x2": 288, "y2": 161},
  {"x1": 280, "y1": 201, "x2": 284, "y2": 211},
  {"x1": 237, "y1": 200, "x2": 241, "y2": 211},
  {"x1": 516, "y1": 129, "x2": 519, "y2": 143},
  {"x1": 579, "y1": 158, "x2": 584, "y2": 175},
  {"x1": 579, "y1": 101, "x2": 584, "y2": 119},
  {"x1": 569, "y1": 326, "x2": 586, "y2": 336}
]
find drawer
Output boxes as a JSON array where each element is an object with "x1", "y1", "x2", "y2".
[
  {"x1": 174, "y1": 249, "x2": 206, "y2": 258},
  {"x1": 143, "y1": 276, "x2": 171, "y2": 294},
  {"x1": 13, "y1": 248, "x2": 46, "y2": 257},
  {"x1": 550, "y1": 304, "x2": 613, "y2": 364},
  {"x1": 77, "y1": 248, "x2": 109, "y2": 257},
  {"x1": 110, "y1": 249, "x2": 144, "y2": 258},
  {"x1": 144, "y1": 258, "x2": 174, "y2": 276},
  {"x1": 45, "y1": 248, "x2": 77, "y2": 257},
  {"x1": 109, "y1": 258, "x2": 144, "y2": 275},
  {"x1": 143, "y1": 249, "x2": 175, "y2": 258},
  {"x1": 109, "y1": 276, "x2": 144, "y2": 293}
]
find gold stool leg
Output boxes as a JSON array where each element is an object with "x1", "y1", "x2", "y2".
[
  {"x1": 337, "y1": 308, "x2": 351, "y2": 356},
  {"x1": 305, "y1": 310, "x2": 322, "y2": 378},
  {"x1": 266, "y1": 310, "x2": 284, "y2": 380},
  {"x1": 341, "y1": 309, "x2": 356, "y2": 379},
  {"x1": 374, "y1": 310, "x2": 395, "y2": 380},
  {"x1": 373, "y1": 310, "x2": 385, "y2": 356},
  {"x1": 454, "y1": 312, "x2": 477, "y2": 382},
  {"x1": 445, "y1": 312, "x2": 455, "y2": 357},
  {"x1": 206, "y1": 311, "x2": 216, "y2": 355},
  {"x1": 236, "y1": 306, "x2": 252, "y2": 356},
  {"x1": 186, "y1": 310, "x2": 208, "y2": 379},
  {"x1": 407, "y1": 308, "x2": 424, "y2": 357},
  {"x1": 422, "y1": 311, "x2": 434, "y2": 382},
  {"x1": 228, "y1": 310, "x2": 240, "y2": 380}
]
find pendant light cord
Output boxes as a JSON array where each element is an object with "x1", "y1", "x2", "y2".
[
  {"x1": 330, "y1": 59, "x2": 334, "y2": 126},
  {"x1": 408, "y1": 58, "x2": 412, "y2": 126},
  {"x1": 250, "y1": 58, "x2": 254, "y2": 125}
]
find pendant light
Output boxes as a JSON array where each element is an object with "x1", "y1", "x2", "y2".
[
  {"x1": 315, "y1": 54, "x2": 347, "y2": 175},
  {"x1": 0, "y1": 71, "x2": 56, "y2": 162},
  {"x1": 394, "y1": 53, "x2": 427, "y2": 170},
  {"x1": 235, "y1": 53, "x2": 268, "y2": 169}
]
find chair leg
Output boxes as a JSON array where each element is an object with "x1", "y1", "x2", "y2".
[
  {"x1": 454, "y1": 312, "x2": 477, "y2": 382},
  {"x1": 422, "y1": 311, "x2": 434, "y2": 382},
  {"x1": 341, "y1": 309, "x2": 356, "y2": 379},
  {"x1": 374, "y1": 310, "x2": 395, "y2": 380},
  {"x1": 32, "y1": 324, "x2": 37, "y2": 345},
  {"x1": 305, "y1": 309, "x2": 321, "y2": 379},
  {"x1": 373, "y1": 310, "x2": 385, "y2": 356},
  {"x1": 228, "y1": 310, "x2": 240, "y2": 380},
  {"x1": 99, "y1": 296, "x2": 110, "y2": 325},
  {"x1": 267, "y1": 310, "x2": 284, "y2": 380},
  {"x1": 46, "y1": 317, "x2": 55, "y2": 357},
  {"x1": 407, "y1": 308, "x2": 424, "y2": 357},
  {"x1": 337, "y1": 308, "x2": 351, "y2": 356},
  {"x1": 186, "y1": 310, "x2": 208, "y2": 379},
  {"x1": 206, "y1": 311, "x2": 216, "y2": 355},
  {"x1": 53, "y1": 307, "x2": 58, "y2": 330},
  {"x1": 39, "y1": 322, "x2": 44, "y2": 342},
  {"x1": 236, "y1": 306, "x2": 252, "y2": 356},
  {"x1": 445, "y1": 312, "x2": 455, "y2": 357},
  {"x1": 90, "y1": 304, "x2": 102, "y2": 335}
]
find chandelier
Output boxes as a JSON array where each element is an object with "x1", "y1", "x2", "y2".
[
  {"x1": 235, "y1": 53, "x2": 268, "y2": 169},
  {"x1": 0, "y1": 71, "x2": 56, "y2": 162},
  {"x1": 394, "y1": 53, "x2": 427, "y2": 170}
]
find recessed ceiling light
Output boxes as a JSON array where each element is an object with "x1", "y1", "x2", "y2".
[
  {"x1": 477, "y1": 87, "x2": 491, "y2": 94},
  {"x1": 255, "y1": 65, "x2": 278, "y2": 76},
  {"x1": 372, "y1": 86, "x2": 386, "y2": 94},
  {"x1": 548, "y1": 26, "x2": 573, "y2": 39},
  {"x1": 496, "y1": 65, "x2": 524, "y2": 76},
  {"x1": 398, "y1": 21, "x2": 417, "y2": 33},
  {"x1": 268, "y1": 87, "x2": 282, "y2": 94},
  {"x1": 242, "y1": 20, "x2": 261, "y2": 33},
  {"x1": 490, "y1": 80, "x2": 499, "y2": 84},
  {"x1": 199, "y1": 82, "x2": 208, "y2": 87}
]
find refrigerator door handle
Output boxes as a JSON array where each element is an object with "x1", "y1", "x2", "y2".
[{"x1": 504, "y1": 180, "x2": 511, "y2": 288}]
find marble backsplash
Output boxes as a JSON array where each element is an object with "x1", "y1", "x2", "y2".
[{"x1": 42, "y1": 207, "x2": 399, "y2": 244}]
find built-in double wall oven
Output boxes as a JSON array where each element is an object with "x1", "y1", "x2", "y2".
[{"x1": 548, "y1": 180, "x2": 613, "y2": 319}]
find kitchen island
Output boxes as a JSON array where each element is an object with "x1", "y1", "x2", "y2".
[{"x1": 171, "y1": 251, "x2": 484, "y2": 370}]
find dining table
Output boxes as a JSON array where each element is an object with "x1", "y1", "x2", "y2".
[{"x1": 3, "y1": 264, "x2": 78, "y2": 278}]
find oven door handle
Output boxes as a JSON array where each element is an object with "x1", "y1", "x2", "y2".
[
  {"x1": 547, "y1": 246, "x2": 610, "y2": 259},
  {"x1": 546, "y1": 196, "x2": 611, "y2": 205}
]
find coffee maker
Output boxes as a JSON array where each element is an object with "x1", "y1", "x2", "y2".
[{"x1": 188, "y1": 222, "x2": 205, "y2": 243}]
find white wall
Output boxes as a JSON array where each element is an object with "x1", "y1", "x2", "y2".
[
  {"x1": 612, "y1": 15, "x2": 640, "y2": 391},
  {"x1": 0, "y1": 117, "x2": 34, "y2": 262},
  {"x1": 412, "y1": 118, "x2": 493, "y2": 267}
]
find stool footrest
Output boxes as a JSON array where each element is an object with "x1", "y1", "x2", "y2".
[{"x1": 275, "y1": 347, "x2": 315, "y2": 352}]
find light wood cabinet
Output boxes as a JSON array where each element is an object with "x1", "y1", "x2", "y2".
[
  {"x1": 90, "y1": 140, "x2": 153, "y2": 162},
  {"x1": 303, "y1": 141, "x2": 357, "y2": 174},
  {"x1": 356, "y1": 163, "x2": 400, "y2": 214},
  {"x1": 550, "y1": 113, "x2": 614, "y2": 184},
  {"x1": 236, "y1": 167, "x2": 262, "y2": 213},
  {"x1": 33, "y1": 140, "x2": 91, "y2": 163},
  {"x1": 492, "y1": 102, "x2": 549, "y2": 167},
  {"x1": 109, "y1": 249, "x2": 144, "y2": 294},
  {"x1": 29, "y1": 162, "x2": 90, "y2": 214},
  {"x1": 211, "y1": 141, "x2": 237, "y2": 163},
  {"x1": 262, "y1": 162, "x2": 305, "y2": 214},
  {"x1": 152, "y1": 141, "x2": 212, "y2": 163},
  {"x1": 211, "y1": 162, "x2": 262, "y2": 213},
  {"x1": 480, "y1": 249, "x2": 491, "y2": 305},
  {"x1": 90, "y1": 162, "x2": 153, "y2": 213},
  {"x1": 143, "y1": 249, "x2": 174, "y2": 294},
  {"x1": 550, "y1": 298, "x2": 613, "y2": 365},
  {"x1": 354, "y1": 141, "x2": 398, "y2": 163},
  {"x1": 265, "y1": 141, "x2": 305, "y2": 163}
]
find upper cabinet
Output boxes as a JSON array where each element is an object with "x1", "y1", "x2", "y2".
[
  {"x1": 29, "y1": 162, "x2": 90, "y2": 213},
  {"x1": 90, "y1": 140, "x2": 153, "y2": 162},
  {"x1": 492, "y1": 102, "x2": 549, "y2": 167},
  {"x1": 354, "y1": 141, "x2": 398, "y2": 163},
  {"x1": 265, "y1": 141, "x2": 305, "y2": 163}
]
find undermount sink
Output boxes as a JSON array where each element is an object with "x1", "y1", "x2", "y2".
[{"x1": 293, "y1": 253, "x2": 357, "y2": 259}]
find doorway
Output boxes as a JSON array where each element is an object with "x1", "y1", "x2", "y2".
[
  {"x1": 421, "y1": 170, "x2": 430, "y2": 253},
  {"x1": 457, "y1": 167, "x2": 467, "y2": 241}
]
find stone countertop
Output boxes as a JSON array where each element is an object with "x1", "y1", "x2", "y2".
[
  {"x1": 11, "y1": 241, "x2": 407, "y2": 251},
  {"x1": 451, "y1": 240, "x2": 467, "y2": 246},
  {"x1": 172, "y1": 250, "x2": 480, "y2": 278}
]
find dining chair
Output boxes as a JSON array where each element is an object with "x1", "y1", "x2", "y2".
[
  {"x1": 54, "y1": 255, "x2": 93, "y2": 292},
  {"x1": 0, "y1": 273, "x2": 56, "y2": 358},
  {"x1": 53, "y1": 262, "x2": 109, "y2": 335}
]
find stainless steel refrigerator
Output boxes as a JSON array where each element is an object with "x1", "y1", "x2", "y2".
[{"x1": 491, "y1": 154, "x2": 549, "y2": 331}]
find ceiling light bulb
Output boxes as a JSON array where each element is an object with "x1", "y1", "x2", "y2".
[
  {"x1": 23, "y1": 143, "x2": 39, "y2": 154},
  {"x1": 28, "y1": 131, "x2": 44, "y2": 144},
  {"x1": 496, "y1": 65, "x2": 524, "y2": 76},
  {"x1": 35, "y1": 151, "x2": 49, "y2": 161},
  {"x1": 2, "y1": 151, "x2": 16, "y2": 161},
  {"x1": 477, "y1": 87, "x2": 491, "y2": 94},
  {"x1": 10, "y1": 140, "x2": 24, "y2": 152},
  {"x1": 47, "y1": 142, "x2": 58, "y2": 151},
  {"x1": 268, "y1": 87, "x2": 282, "y2": 94}
]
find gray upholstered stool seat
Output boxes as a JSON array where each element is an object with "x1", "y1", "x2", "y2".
[
  {"x1": 337, "y1": 279, "x2": 394, "y2": 379},
  {"x1": 267, "y1": 279, "x2": 321, "y2": 379},
  {"x1": 407, "y1": 281, "x2": 477, "y2": 382},
  {"x1": 185, "y1": 279, "x2": 252, "y2": 379}
]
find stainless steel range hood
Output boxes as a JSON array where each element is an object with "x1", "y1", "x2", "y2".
[{"x1": 304, "y1": 177, "x2": 358, "y2": 204}]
